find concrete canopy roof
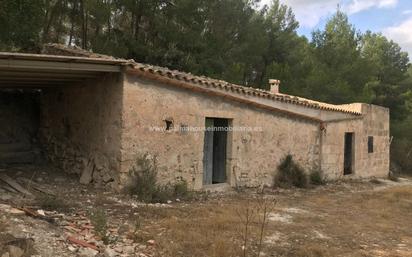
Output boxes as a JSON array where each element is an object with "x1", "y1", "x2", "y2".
[{"x1": 0, "y1": 52, "x2": 125, "y2": 88}]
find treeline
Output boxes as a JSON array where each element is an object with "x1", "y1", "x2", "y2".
[{"x1": 1, "y1": 0, "x2": 412, "y2": 172}]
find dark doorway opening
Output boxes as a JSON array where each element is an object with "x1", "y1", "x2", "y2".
[
  {"x1": 203, "y1": 118, "x2": 230, "y2": 185},
  {"x1": 0, "y1": 90, "x2": 41, "y2": 166},
  {"x1": 344, "y1": 132, "x2": 354, "y2": 175}
]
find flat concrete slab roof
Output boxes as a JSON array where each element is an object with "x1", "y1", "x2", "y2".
[{"x1": 0, "y1": 52, "x2": 126, "y2": 88}]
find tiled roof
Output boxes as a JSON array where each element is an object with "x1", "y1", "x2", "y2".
[
  {"x1": 42, "y1": 44, "x2": 362, "y2": 116},
  {"x1": 130, "y1": 63, "x2": 362, "y2": 115}
]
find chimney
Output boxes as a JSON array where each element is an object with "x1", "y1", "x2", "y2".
[{"x1": 269, "y1": 79, "x2": 280, "y2": 94}]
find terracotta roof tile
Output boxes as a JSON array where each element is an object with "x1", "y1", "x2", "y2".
[{"x1": 43, "y1": 44, "x2": 362, "y2": 115}]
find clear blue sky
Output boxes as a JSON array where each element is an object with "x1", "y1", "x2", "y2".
[{"x1": 261, "y1": 0, "x2": 412, "y2": 57}]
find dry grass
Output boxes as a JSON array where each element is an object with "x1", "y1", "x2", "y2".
[
  {"x1": 130, "y1": 182, "x2": 412, "y2": 257},
  {"x1": 153, "y1": 202, "x2": 247, "y2": 257},
  {"x1": 132, "y1": 195, "x2": 277, "y2": 257}
]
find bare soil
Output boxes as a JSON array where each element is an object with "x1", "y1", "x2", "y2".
[{"x1": 1, "y1": 165, "x2": 412, "y2": 257}]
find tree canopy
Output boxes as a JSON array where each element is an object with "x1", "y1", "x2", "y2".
[{"x1": 1, "y1": 0, "x2": 412, "y2": 170}]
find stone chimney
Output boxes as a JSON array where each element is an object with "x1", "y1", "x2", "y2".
[{"x1": 269, "y1": 79, "x2": 280, "y2": 94}]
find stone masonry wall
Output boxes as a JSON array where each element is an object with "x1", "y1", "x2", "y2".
[
  {"x1": 39, "y1": 74, "x2": 123, "y2": 187},
  {"x1": 321, "y1": 104, "x2": 390, "y2": 179},
  {"x1": 120, "y1": 74, "x2": 321, "y2": 190}
]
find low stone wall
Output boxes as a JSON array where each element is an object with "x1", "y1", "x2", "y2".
[{"x1": 39, "y1": 74, "x2": 123, "y2": 187}]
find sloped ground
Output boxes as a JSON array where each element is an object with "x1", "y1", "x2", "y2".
[{"x1": 0, "y1": 165, "x2": 411, "y2": 257}]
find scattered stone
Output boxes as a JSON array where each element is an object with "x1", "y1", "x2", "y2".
[
  {"x1": 264, "y1": 232, "x2": 282, "y2": 245},
  {"x1": 80, "y1": 159, "x2": 94, "y2": 185},
  {"x1": 67, "y1": 245, "x2": 77, "y2": 252},
  {"x1": 117, "y1": 224, "x2": 131, "y2": 235},
  {"x1": 114, "y1": 246, "x2": 123, "y2": 253},
  {"x1": 147, "y1": 240, "x2": 155, "y2": 245},
  {"x1": 8, "y1": 208, "x2": 25, "y2": 215},
  {"x1": 103, "y1": 248, "x2": 117, "y2": 257},
  {"x1": 0, "y1": 204, "x2": 25, "y2": 215},
  {"x1": 7, "y1": 245, "x2": 24, "y2": 257},
  {"x1": 77, "y1": 247, "x2": 98, "y2": 257},
  {"x1": 123, "y1": 245, "x2": 135, "y2": 254},
  {"x1": 0, "y1": 203, "x2": 11, "y2": 210},
  {"x1": 137, "y1": 245, "x2": 146, "y2": 250},
  {"x1": 268, "y1": 213, "x2": 292, "y2": 224},
  {"x1": 313, "y1": 230, "x2": 330, "y2": 239},
  {"x1": 37, "y1": 210, "x2": 45, "y2": 216},
  {"x1": 281, "y1": 207, "x2": 309, "y2": 214}
]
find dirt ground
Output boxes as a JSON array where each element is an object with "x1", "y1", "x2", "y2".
[{"x1": 1, "y1": 165, "x2": 412, "y2": 257}]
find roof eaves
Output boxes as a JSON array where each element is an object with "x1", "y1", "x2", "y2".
[{"x1": 127, "y1": 63, "x2": 362, "y2": 116}]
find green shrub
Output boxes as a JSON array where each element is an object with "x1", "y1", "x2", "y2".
[
  {"x1": 152, "y1": 184, "x2": 174, "y2": 203},
  {"x1": 274, "y1": 154, "x2": 308, "y2": 188},
  {"x1": 89, "y1": 208, "x2": 109, "y2": 244},
  {"x1": 36, "y1": 194, "x2": 71, "y2": 212},
  {"x1": 310, "y1": 169, "x2": 326, "y2": 185},
  {"x1": 173, "y1": 180, "x2": 189, "y2": 198},
  {"x1": 127, "y1": 153, "x2": 159, "y2": 203},
  {"x1": 151, "y1": 181, "x2": 190, "y2": 203},
  {"x1": 127, "y1": 153, "x2": 190, "y2": 203}
]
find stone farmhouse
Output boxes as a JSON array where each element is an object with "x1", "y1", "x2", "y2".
[{"x1": 0, "y1": 44, "x2": 390, "y2": 190}]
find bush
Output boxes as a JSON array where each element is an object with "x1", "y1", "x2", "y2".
[
  {"x1": 127, "y1": 153, "x2": 159, "y2": 203},
  {"x1": 127, "y1": 153, "x2": 190, "y2": 203},
  {"x1": 36, "y1": 194, "x2": 72, "y2": 212},
  {"x1": 89, "y1": 208, "x2": 109, "y2": 244},
  {"x1": 151, "y1": 181, "x2": 190, "y2": 202},
  {"x1": 274, "y1": 154, "x2": 308, "y2": 188},
  {"x1": 309, "y1": 169, "x2": 326, "y2": 185},
  {"x1": 152, "y1": 184, "x2": 174, "y2": 203},
  {"x1": 173, "y1": 180, "x2": 189, "y2": 198}
]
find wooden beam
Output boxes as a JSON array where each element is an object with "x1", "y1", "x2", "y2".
[{"x1": 0, "y1": 174, "x2": 33, "y2": 197}]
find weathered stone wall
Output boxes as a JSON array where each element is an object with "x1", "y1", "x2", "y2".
[
  {"x1": 39, "y1": 74, "x2": 123, "y2": 186},
  {"x1": 120, "y1": 74, "x2": 321, "y2": 189},
  {"x1": 321, "y1": 104, "x2": 390, "y2": 179}
]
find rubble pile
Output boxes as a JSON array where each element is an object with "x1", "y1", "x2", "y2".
[{"x1": 0, "y1": 168, "x2": 157, "y2": 257}]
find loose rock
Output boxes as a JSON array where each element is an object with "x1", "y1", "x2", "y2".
[
  {"x1": 103, "y1": 248, "x2": 117, "y2": 257},
  {"x1": 123, "y1": 245, "x2": 134, "y2": 254},
  {"x1": 77, "y1": 247, "x2": 98, "y2": 257},
  {"x1": 7, "y1": 245, "x2": 24, "y2": 257}
]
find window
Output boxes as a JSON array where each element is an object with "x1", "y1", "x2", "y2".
[
  {"x1": 368, "y1": 136, "x2": 374, "y2": 153},
  {"x1": 164, "y1": 119, "x2": 173, "y2": 131}
]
